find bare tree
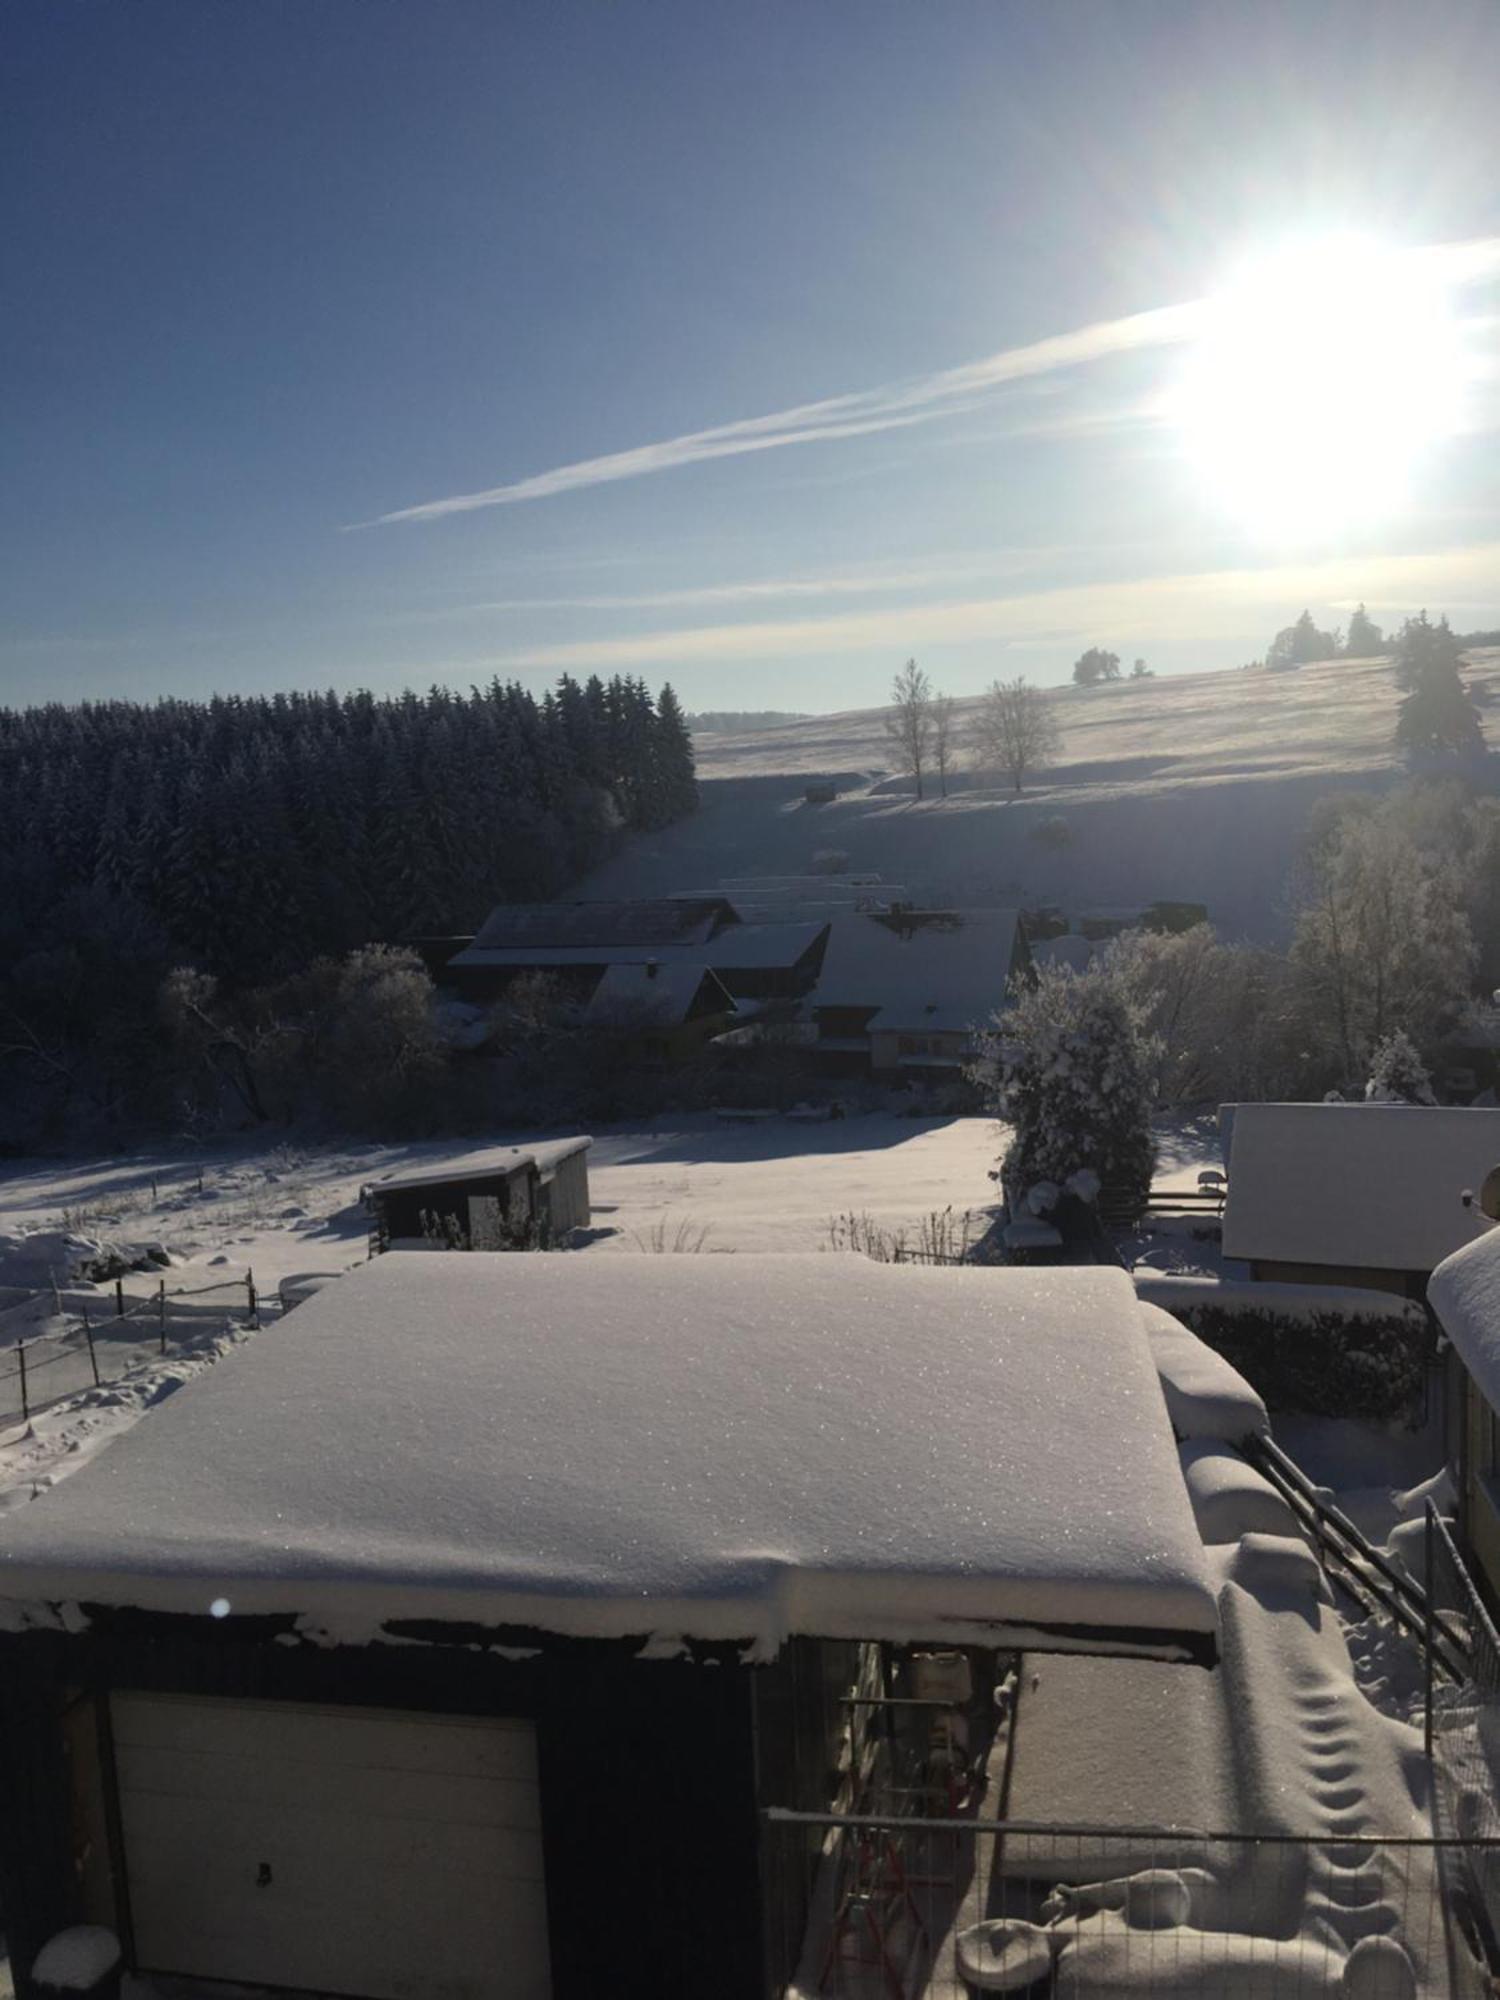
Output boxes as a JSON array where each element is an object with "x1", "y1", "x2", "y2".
[
  {"x1": 884, "y1": 658, "x2": 933, "y2": 799},
  {"x1": 970, "y1": 677, "x2": 1062, "y2": 794},
  {"x1": 931, "y1": 692, "x2": 957, "y2": 798}
]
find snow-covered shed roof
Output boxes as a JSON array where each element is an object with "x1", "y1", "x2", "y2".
[
  {"x1": 361, "y1": 1138, "x2": 591, "y2": 1201},
  {"x1": 585, "y1": 961, "x2": 732, "y2": 1023},
  {"x1": 813, "y1": 909, "x2": 1022, "y2": 1035},
  {"x1": 465, "y1": 899, "x2": 731, "y2": 954},
  {"x1": 0, "y1": 1256, "x2": 1217, "y2": 1663},
  {"x1": 1430, "y1": 1225, "x2": 1500, "y2": 1413},
  {"x1": 1221, "y1": 1103, "x2": 1500, "y2": 1273}
]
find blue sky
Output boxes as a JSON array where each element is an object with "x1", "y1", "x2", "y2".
[{"x1": 3, "y1": 0, "x2": 1498, "y2": 713}]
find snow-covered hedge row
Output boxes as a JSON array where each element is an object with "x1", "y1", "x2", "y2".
[{"x1": 1136, "y1": 1279, "x2": 1430, "y2": 1423}]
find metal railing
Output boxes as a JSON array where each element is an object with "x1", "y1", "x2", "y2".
[
  {"x1": 1426, "y1": 1501, "x2": 1500, "y2": 1972},
  {"x1": 0, "y1": 1272, "x2": 266, "y2": 1427},
  {"x1": 763, "y1": 1808, "x2": 1496, "y2": 1998}
]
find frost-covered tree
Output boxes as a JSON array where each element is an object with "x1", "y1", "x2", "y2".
[
  {"x1": 971, "y1": 958, "x2": 1157, "y2": 1213},
  {"x1": 930, "y1": 692, "x2": 957, "y2": 798},
  {"x1": 1111, "y1": 923, "x2": 1308, "y2": 1106},
  {"x1": 970, "y1": 676, "x2": 1062, "y2": 794},
  {"x1": 884, "y1": 658, "x2": 933, "y2": 799},
  {"x1": 1393, "y1": 612, "x2": 1482, "y2": 759},
  {"x1": 1290, "y1": 803, "x2": 1475, "y2": 1080},
  {"x1": 1344, "y1": 603, "x2": 1384, "y2": 657},
  {"x1": 1364, "y1": 1030, "x2": 1437, "y2": 1104},
  {"x1": 1267, "y1": 609, "x2": 1339, "y2": 670},
  {"x1": 1072, "y1": 647, "x2": 1121, "y2": 686}
]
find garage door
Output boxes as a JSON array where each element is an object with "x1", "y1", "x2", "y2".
[{"x1": 110, "y1": 1693, "x2": 552, "y2": 2000}]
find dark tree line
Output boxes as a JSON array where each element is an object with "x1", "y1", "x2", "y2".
[{"x1": 0, "y1": 675, "x2": 696, "y2": 1141}]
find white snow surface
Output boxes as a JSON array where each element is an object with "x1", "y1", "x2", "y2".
[
  {"x1": 1137, "y1": 1301, "x2": 1269, "y2": 1441},
  {"x1": 30, "y1": 1928, "x2": 120, "y2": 1991},
  {"x1": 0, "y1": 1254, "x2": 1217, "y2": 1656},
  {"x1": 1222, "y1": 1102, "x2": 1500, "y2": 1275},
  {"x1": 1429, "y1": 1223, "x2": 1500, "y2": 1414}
]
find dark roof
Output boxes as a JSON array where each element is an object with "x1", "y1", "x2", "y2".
[{"x1": 470, "y1": 899, "x2": 734, "y2": 952}]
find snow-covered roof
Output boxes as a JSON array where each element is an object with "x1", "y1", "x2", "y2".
[
  {"x1": 1032, "y1": 933, "x2": 1096, "y2": 973},
  {"x1": 449, "y1": 923, "x2": 826, "y2": 976},
  {"x1": 1136, "y1": 1301, "x2": 1269, "y2": 1443},
  {"x1": 362, "y1": 1139, "x2": 591, "y2": 1201},
  {"x1": 467, "y1": 899, "x2": 731, "y2": 953},
  {"x1": 813, "y1": 910, "x2": 1021, "y2": 1035},
  {"x1": 585, "y1": 961, "x2": 730, "y2": 1023},
  {"x1": 1430, "y1": 1225, "x2": 1500, "y2": 1413},
  {"x1": 0, "y1": 1255, "x2": 1217, "y2": 1663},
  {"x1": 1221, "y1": 1102, "x2": 1500, "y2": 1273}
]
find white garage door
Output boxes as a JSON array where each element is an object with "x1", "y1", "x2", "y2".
[{"x1": 110, "y1": 1693, "x2": 552, "y2": 2000}]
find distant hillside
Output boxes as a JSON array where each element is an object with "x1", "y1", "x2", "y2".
[
  {"x1": 686, "y1": 709, "x2": 809, "y2": 734},
  {"x1": 583, "y1": 651, "x2": 1500, "y2": 945}
]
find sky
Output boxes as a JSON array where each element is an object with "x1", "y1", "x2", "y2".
[{"x1": 3, "y1": 0, "x2": 1499, "y2": 714}]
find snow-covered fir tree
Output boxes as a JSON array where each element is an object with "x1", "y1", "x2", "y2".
[
  {"x1": 1364, "y1": 1030, "x2": 1438, "y2": 1105},
  {"x1": 970, "y1": 959, "x2": 1158, "y2": 1217}
]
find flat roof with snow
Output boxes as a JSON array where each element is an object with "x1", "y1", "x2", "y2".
[
  {"x1": 1430, "y1": 1225, "x2": 1500, "y2": 1414},
  {"x1": 1222, "y1": 1102, "x2": 1500, "y2": 1273},
  {"x1": 0, "y1": 1255, "x2": 1217, "y2": 1663},
  {"x1": 362, "y1": 1138, "x2": 590, "y2": 1200}
]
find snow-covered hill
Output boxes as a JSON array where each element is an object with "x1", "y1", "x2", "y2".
[{"x1": 578, "y1": 652, "x2": 1500, "y2": 942}]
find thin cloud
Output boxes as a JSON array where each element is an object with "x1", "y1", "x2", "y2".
[
  {"x1": 447, "y1": 556, "x2": 1042, "y2": 616},
  {"x1": 350, "y1": 301, "x2": 1207, "y2": 529},
  {"x1": 461, "y1": 540, "x2": 1500, "y2": 676},
  {"x1": 350, "y1": 236, "x2": 1500, "y2": 531}
]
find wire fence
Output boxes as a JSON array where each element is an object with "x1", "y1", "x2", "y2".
[
  {"x1": 0, "y1": 1272, "x2": 267, "y2": 1428},
  {"x1": 763, "y1": 1808, "x2": 1496, "y2": 1998}
]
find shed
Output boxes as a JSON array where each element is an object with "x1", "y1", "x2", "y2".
[
  {"x1": 363, "y1": 1139, "x2": 591, "y2": 1249},
  {"x1": 0, "y1": 1255, "x2": 1215, "y2": 2000},
  {"x1": 1222, "y1": 1101, "x2": 1500, "y2": 1297}
]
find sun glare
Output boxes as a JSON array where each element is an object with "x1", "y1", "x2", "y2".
[{"x1": 1174, "y1": 236, "x2": 1468, "y2": 540}]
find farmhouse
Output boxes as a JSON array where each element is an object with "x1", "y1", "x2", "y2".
[
  {"x1": 811, "y1": 907, "x2": 1030, "y2": 1078},
  {"x1": 1222, "y1": 1102, "x2": 1500, "y2": 1298},
  {"x1": 444, "y1": 898, "x2": 828, "y2": 1010},
  {"x1": 0, "y1": 1255, "x2": 1216, "y2": 2000},
  {"x1": 363, "y1": 1138, "x2": 592, "y2": 1249}
]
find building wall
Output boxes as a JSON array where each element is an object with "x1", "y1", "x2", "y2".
[
  {"x1": 540, "y1": 1150, "x2": 591, "y2": 1237},
  {"x1": 0, "y1": 1620, "x2": 767, "y2": 2000},
  {"x1": 1462, "y1": 1369, "x2": 1500, "y2": 1616},
  {"x1": 1249, "y1": 1259, "x2": 1424, "y2": 1301}
]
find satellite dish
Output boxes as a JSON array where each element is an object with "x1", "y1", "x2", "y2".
[{"x1": 1477, "y1": 1165, "x2": 1500, "y2": 1221}]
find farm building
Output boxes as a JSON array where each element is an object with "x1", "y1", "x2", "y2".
[
  {"x1": 444, "y1": 899, "x2": 828, "y2": 1009},
  {"x1": 810, "y1": 908, "x2": 1030, "y2": 1078},
  {"x1": 1222, "y1": 1102, "x2": 1500, "y2": 1298},
  {"x1": 0, "y1": 1255, "x2": 1218, "y2": 2000},
  {"x1": 364, "y1": 1139, "x2": 592, "y2": 1249}
]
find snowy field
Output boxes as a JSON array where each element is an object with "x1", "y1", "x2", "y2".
[{"x1": 580, "y1": 651, "x2": 1500, "y2": 942}]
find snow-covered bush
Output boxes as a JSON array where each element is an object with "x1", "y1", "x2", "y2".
[
  {"x1": 1162, "y1": 1297, "x2": 1427, "y2": 1423},
  {"x1": 1030, "y1": 814, "x2": 1073, "y2": 850},
  {"x1": 971, "y1": 959, "x2": 1157, "y2": 1215},
  {"x1": 1364, "y1": 1029, "x2": 1437, "y2": 1104}
]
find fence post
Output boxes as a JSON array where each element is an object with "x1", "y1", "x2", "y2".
[
  {"x1": 159, "y1": 1278, "x2": 167, "y2": 1356},
  {"x1": 17, "y1": 1340, "x2": 27, "y2": 1423},
  {"x1": 82, "y1": 1303, "x2": 100, "y2": 1388},
  {"x1": 1425, "y1": 1501, "x2": 1436, "y2": 1763},
  {"x1": 115, "y1": 1276, "x2": 125, "y2": 1319},
  {"x1": 247, "y1": 1270, "x2": 258, "y2": 1329}
]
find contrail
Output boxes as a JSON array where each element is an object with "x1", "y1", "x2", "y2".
[{"x1": 351, "y1": 236, "x2": 1500, "y2": 530}]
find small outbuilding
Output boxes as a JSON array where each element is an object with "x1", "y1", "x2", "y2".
[
  {"x1": 363, "y1": 1138, "x2": 591, "y2": 1249},
  {"x1": 1222, "y1": 1102, "x2": 1500, "y2": 1298},
  {"x1": 0, "y1": 1255, "x2": 1215, "y2": 2000}
]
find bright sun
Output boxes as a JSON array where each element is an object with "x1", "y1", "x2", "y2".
[{"x1": 1174, "y1": 235, "x2": 1467, "y2": 539}]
